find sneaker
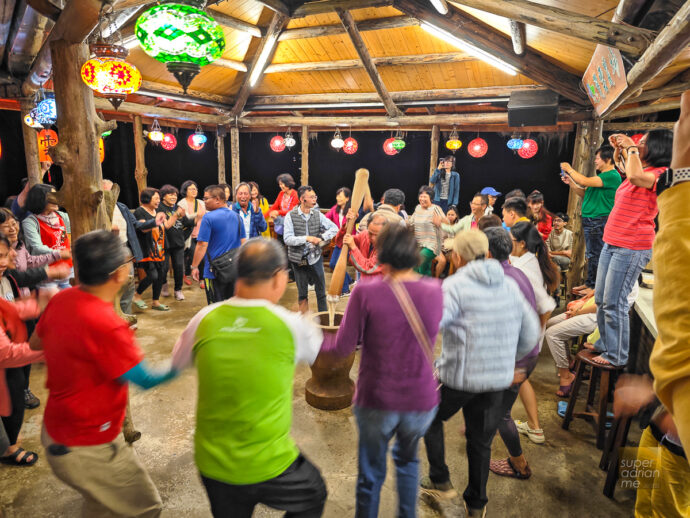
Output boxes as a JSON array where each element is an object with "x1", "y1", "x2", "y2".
[
  {"x1": 174, "y1": 290, "x2": 185, "y2": 301},
  {"x1": 161, "y1": 284, "x2": 171, "y2": 297},
  {"x1": 24, "y1": 389, "x2": 40, "y2": 409},
  {"x1": 515, "y1": 420, "x2": 546, "y2": 444},
  {"x1": 464, "y1": 502, "x2": 487, "y2": 517},
  {"x1": 183, "y1": 276, "x2": 192, "y2": 286},
  {"x1": 419, "y1": 476, "x2": 457, "y2": 499}
]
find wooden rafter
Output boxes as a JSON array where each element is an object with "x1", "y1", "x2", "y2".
[
  {"x1": 605, "y1": 99, "x2": 681, "y2": 119},
  {"x1": 248, "y1": 84, "x2": 546, "y2": 106},
  {"x1": 264, "y1": 51, "x2": 474, "y2": 73},
  {"x1": 449, "y1": 0, "x2": 655, "y2": 56},
  {"x1": 336, "y1": 8, "x2": 402, "y2": 117},
  {"x1": 630, "y1": 70, "x2": 690, "y2": 103},
  {"x1": 255, "y1": 0, "x2": 290, "y2": 16},
  {"x1": 292, "y1": 0, "x2": 393, "y2": 18},
  {"x1": 207, "y1": 8, "x2": 262, "y2": 38},
  {"x1": 394, "y1": 0, "x2": 588, "y2": 105},
  {"x1": 603, "y1": 121, "x2": 676, "y2": 130},
  {"x1": 25, "y1": 0, "x2": 60, "y2": 21},
  {"x1": 230, "y1": 11, "x2": 289, "y2": 117},
  {"x1": 599, "y1": 0, "x2": 690, "y2": 118},
  {"x1": 279, "y1": 15, "x2": 418, "y2": 40},
  {"x1": 509, "y1": 20, "x2": 526, "y2": 56}
]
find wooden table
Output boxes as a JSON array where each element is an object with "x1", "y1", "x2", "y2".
[{"x1": 628, "y1": 285, "x2": 656, "y2": 376}]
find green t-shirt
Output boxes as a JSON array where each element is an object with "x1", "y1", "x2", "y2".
[
  {"x1": 581, "y1": 169, "x2": 622, "y2": 218},
  {"x1": 171, "y1": 299, "x2": 322, "y2": 485}
]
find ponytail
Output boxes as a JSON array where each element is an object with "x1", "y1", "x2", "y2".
[{"x1": 511, "y1": 222, "x2": 560, "y2": 292}]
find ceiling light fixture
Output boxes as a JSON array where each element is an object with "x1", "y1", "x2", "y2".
[{"x1": 420, "y1": 22, "x2": 518, "y2": 76}]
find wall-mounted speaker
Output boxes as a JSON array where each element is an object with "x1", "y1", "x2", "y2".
[{"x1": 508, "y1": 90, "x2": 559, "y2": 127}]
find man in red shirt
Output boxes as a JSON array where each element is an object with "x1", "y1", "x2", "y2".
[{"x1": 31, "y1": 230, "x2": 176, "y2": 517}]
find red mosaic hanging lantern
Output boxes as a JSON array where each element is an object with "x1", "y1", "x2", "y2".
[
  {"x1": 343, "y1": 137, "x2": 358, "y2": 155},
  {"x1": 161, "y1": 133, "x2": 177, "y2": 150},
  {"x1": 467, "y1": 138, "x2": 488, "y2": 158},
  {"x1": 187, "y1": 133, "x2": 205, "y2": 151},
  {"x1": 518, "y1": 138, "x2": 538, "y2": 159},
  {"x1": 270, "y1": 135, "x2": 286, "y2": 152},
  {"x1": 81, "y1": 43, "x2": 142, "y2": 109},
  {"x1": 383, "y1": 137, "x2": 398, "y2": 156}
]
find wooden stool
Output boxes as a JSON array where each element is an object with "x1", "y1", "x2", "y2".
[
  {"x1": 599, "y1": 415, "x2": 633, "y2": 498},
  {"x1": 562, "y1": 350, "x2": 625, "y2": 449}
]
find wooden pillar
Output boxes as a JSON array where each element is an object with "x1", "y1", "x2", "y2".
[
  {"x1": 218, "y1": 132, "x2": 226, "y2": 185},
  {"x1": 230, "y1": 126, "x2": 240, "y2": 191},
  {"x1": 20, "y1": 99, "x2": 43, "y2": 187},
  {"x1": 49, "y1": 40, "x2": 116, "y2": 240},
  {"x1": 133, "y1": 115, "x2": 148, "y2": 195},
  {"x1": 566, "y1": 119, "x2": 603, "y2": 294},
  {"x1": 301, "y1": 125, "x2": 309, "y2": 186},
  {"x1": 429, "y1": 124, "x2": 439, "y2": 178}
]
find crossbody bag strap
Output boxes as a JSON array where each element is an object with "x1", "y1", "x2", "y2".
[{"x1": 387, "y1": 280, "x2": 435, "y2": 368}]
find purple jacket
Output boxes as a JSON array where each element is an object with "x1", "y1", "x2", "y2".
[
  {"x1": 13, "y1": 245, "x2": 60, "y2": 297},
  {"x1": 323, "y1": 277, "x2": 442, "y2": 412},
  {"x1": 501, "y1": 260, "x2": 539, "y2": 368}
]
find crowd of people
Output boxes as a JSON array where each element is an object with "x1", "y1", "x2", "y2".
[{"x1": 0, "y1": 97, "x2": 688, "y2": 518}]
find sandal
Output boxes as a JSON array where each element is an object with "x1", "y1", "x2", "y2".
[
  {"x1": 133, "y1": 300, "x2": 148, "y2": 310},
  {"x1": 151, "y1": 304, "x2": 170, "y2": 311},
  {"x1": 556, "y1": 380, "x2": 575, "y2": 398},
  {"x1": 0, "y1": 447, "x2": 38, "y2": 466},
  {"x1": 489, "y1": 458, "x2": 531, "y2": 480}
]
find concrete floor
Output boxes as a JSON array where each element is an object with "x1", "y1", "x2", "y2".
[{"x1": 0, "y1": 273, "x2": 638, "y2": 517}]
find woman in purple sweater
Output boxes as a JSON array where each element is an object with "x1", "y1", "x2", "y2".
[{"x1": 324, "y1": 224, "x2": 442, "y2": 518}]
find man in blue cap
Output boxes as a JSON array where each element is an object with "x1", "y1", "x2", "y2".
[{"x1": 480, "y1": 187, "x2": 502, "y2": 216}]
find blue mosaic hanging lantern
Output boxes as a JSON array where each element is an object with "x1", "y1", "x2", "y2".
[{"x1": 507, "y1": 138, "x2": 523, "y2": 150}]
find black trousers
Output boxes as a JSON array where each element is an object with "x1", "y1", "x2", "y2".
[
  {"x1": 201, "y1": 454, "x2": 327, "y2": 518},
  {"x1": 423, "y1": 385, "x2": 504, "y2": 510},
  {"x1": 165, "y1": 247, "x2": 185, "y2": 291},
  {"x1": 136, "y1": 261, "x2": 167, "y2": 301},
  {"x1": 204, "y1": 277, "x2": 235, "y2": 305},
  {"x1": 184, "y1": 239, "x2": 203, "y2": 276},
  {"x1": 1, "y1": 367, "x2": 27, "y2": 446}
]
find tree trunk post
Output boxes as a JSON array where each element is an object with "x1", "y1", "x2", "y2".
[
  {"x1": 566, "y1": 119, "x2": 603, "y2": 294},
  {"x1": 230, "y1": 127, "x2": 239, "y2": 191},
  {"x1": 429, "y1": 124, "x2": 439, "y2": 178},
  {"x1": 133, "y1": 115, "x2": 148, "y2": 195},
  {"x1": 19, "y1": 98, "x2": 43, "y2": 186},
  {"x1": 301, "y1": 125, "x2": 309, "y2": 186}
]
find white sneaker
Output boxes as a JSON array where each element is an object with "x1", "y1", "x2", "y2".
[
  {"x1": 161, "y1": 284, "x2": 170, "y2": 297},
  {"x1": 174, "y1": 290, "x2": 185, "y2": 301},
  {"x1": 515, "y1": 420, "x2": 545, "y2": 444}
]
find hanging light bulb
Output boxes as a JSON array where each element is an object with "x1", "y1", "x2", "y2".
[
  {"x1": 284, "y1": 128, "x2": 296, "y2": 149},
  {"x1": 331, "y1": 128, "x2": 344, "y2": 150},
  {"x1": 148, "y1": 119, "x2": 164, "y2": 142}
]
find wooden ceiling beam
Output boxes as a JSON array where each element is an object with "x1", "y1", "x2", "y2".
[
  {"x1": 255, "y1": 0, "x2": 290, "y2": 16},
  {"x1": 603, "y1": 121, "x2": 676, "y2": 130},
  {"x1": 207, "y1": 8, "x2": 263, "y2": 38},
  {"x1": 264, "y1": 51, "x2": 474, "y2": 73},
  {"x1": 212, "y1": 57, "x2": 248, "y2": 73},
  {"x1": 230, "y1": 11, "x2": 289, "y2": 117},
  {"x1": 336, "y1": 8, "x2": 402, "y2": 117},
  {"x1": 238, "y1": 123, "x2": 575, "y2": 132},
  {"x1": 605, "y1": 99, "x2": 681, "y2": 119},
  {"x1": 630, "y1": 70, "x2": 690, "y2": 103},
  {"x1": 279, "y1": 15, "x2": 418, "y2": 40},
  {"x1": 248, "y1": 84, "x2": 546, "y2": 106},
  {"x1": 394, "y1": 0, "x2": 588, "y2": 105},
  {"x1": 449, "y1": 0, "x2": 655, "y2": 56},
  {"x1": 598, "y1": 0, "x2": 690, "y2": 118},
  {"x1": 25, "y1": 0, "x2": 60, "y2": 21},
  {"x1": 509, "y1": 20, "x2": 526, "y2": 56},
  {"x1": 140, "y1": 80, "x2": 234, "y2": 105},
  {"x1": 95, "y1": 98, "x2": 228, "y2": 125},
  {"x1": 292, "y1": 0, "x2": 393, "y2": 18}
]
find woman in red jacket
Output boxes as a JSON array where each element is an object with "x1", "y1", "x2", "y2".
[
  {"x1": 527, "y1": 190, "x2": 553, "y2": 241},
  {"x1": 266, "y1": 174, "x2": 299, "y2": 238}
]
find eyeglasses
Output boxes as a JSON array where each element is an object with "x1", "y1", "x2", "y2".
[
  {"x1": 304, "y1": 195, "x2": 318, "y2": 200},
  {"x1": 109, "y1": 255, "x2": 135, "y2": 275}
]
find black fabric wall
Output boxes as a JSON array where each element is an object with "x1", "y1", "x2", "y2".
[{"x1": 0, "y1": 112, "x2": 577, "y2": 216}]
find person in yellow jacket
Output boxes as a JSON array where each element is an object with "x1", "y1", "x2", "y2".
[{"x1": 249, "y1": 181, "x2": 272, "y2": 238}]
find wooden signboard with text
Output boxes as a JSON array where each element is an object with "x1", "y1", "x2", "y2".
[{"x1": 582, "y1": 45, "x2": 627, "y2": 116}]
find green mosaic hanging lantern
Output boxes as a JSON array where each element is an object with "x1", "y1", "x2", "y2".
[
  {"x1": 392, "y1": 138, "x2": 406, "y2": 151},
  {"x1": 135, "y1": 0, "x2": 225, "y2": 92}
]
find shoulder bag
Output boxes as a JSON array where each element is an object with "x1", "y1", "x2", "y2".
[{"x1": 208, "y1": 212, "x2": 242, "y2": 284}]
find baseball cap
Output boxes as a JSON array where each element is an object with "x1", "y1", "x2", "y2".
[
  {"x1": 480, "y1": 187, "x2": 502, "y2": 196},
  {"x1": 453, "y1": 229, "x2": 489, "y2": 262}
]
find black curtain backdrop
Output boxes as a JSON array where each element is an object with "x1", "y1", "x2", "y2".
[{"x1": 0, "y1": 112, "x2": 584, "y2": 217}]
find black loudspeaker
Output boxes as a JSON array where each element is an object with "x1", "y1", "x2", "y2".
[{"x1": 508, "y1": 90, "x2": 559, "y2": 127}]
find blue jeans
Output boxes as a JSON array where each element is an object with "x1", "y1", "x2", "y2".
[
  {"x1": 582, "y1": 216, "x2": 608, "y2": 288},
  {"x1": 353, "y1": 405, "x2": 437, "y2": 518},
  {"x1": 593, "y1": 243, "x2": 651, "y2": 366}
]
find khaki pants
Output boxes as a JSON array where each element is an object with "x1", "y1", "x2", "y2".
[{"x1": 42, "y1": 427, "x2": 162, "y2": 518}]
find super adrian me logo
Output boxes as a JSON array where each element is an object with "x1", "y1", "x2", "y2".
[
  {"x1": 220, "y1": 317, "x2": 262, "y2": 334},
  {"x1": 618, "y1": 447, "x2": 661, "y2": 490}
]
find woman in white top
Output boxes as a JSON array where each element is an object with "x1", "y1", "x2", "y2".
[
  {"x1": 177, "y1": 181, "x2": 206, "y2": 286},
  {"x1": 509, "y1": 221, "x2": 560, "y2": 444}
]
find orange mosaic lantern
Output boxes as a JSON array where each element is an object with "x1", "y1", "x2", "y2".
[
  {"x1": 37, "y1": 129, "x2": 58, "y2": 163},
  {"x1": 81, "y1": 43, "x2": 142, "y2": 109},
  {"x1": 99, "y1": 138, "x2": 105, "y2": 163}
]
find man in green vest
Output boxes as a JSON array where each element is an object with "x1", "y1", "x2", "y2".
[{"x1": 172, "y1": 238, "x2": 327, "y2": 517}]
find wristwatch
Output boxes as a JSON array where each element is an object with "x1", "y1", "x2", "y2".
[{"x1": 656, "y1": 167, "x2": 690, "y2": 197}]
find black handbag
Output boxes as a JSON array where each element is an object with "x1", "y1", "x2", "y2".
[{"x1": 208, "y1": 211, "x2": 242, "y2": 284}]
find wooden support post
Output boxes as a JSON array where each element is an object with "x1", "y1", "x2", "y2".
[
  {"x1": 301, "y1": 125, "x2": 309, "y2": 186},
  {"x1": 49, "y1": 40, "x2": 116, "y2": 240},
  {"x1": 566, "y1": 120, "x2": 603, "y2": 294},
  {"x1": 218, "y1": 132, "x2": 227, "y2": 185},
  {"x1": 429, "y1": 125, "x2": 439, "y2": 178},
  {"x1": 19, "y1": 98, "x2": 42, "y2": 186},
  {"x1": 133, "y1": 115, "x2": 148, "y2": 195},
  {"x1": 230, "y1": 127, "x2": 240, "y2": 191}
]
